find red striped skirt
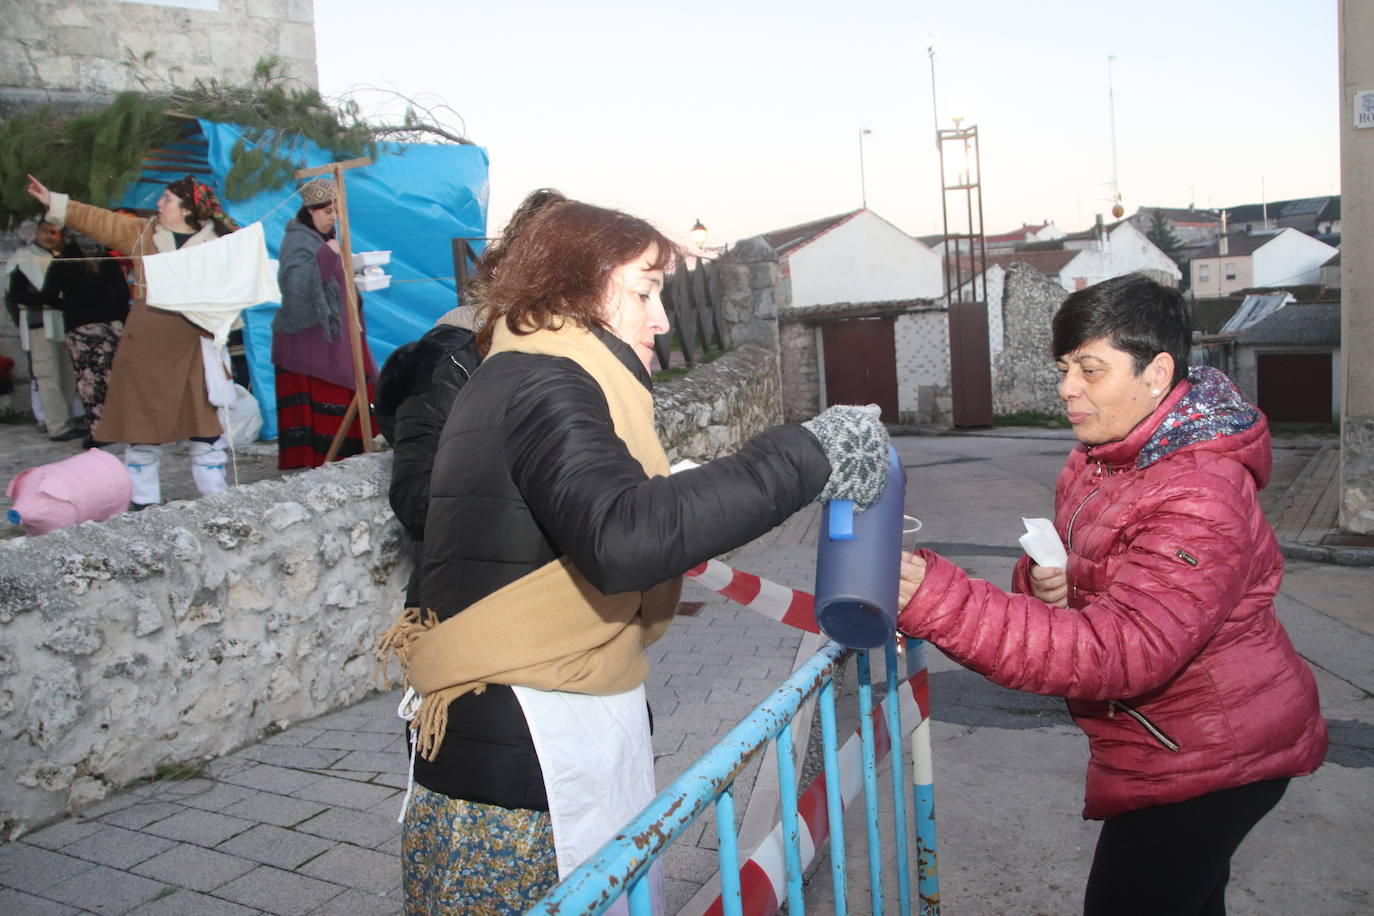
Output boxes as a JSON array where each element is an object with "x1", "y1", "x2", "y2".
[{"x1": 275, "y1": 369, "x2": 376, "y2": 470}]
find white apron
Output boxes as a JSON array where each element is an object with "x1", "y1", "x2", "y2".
[{"x1": 513, "y1": 683, "x2": 666, "y2": 916}]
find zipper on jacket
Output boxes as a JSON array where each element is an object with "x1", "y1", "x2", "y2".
[
  {"x1": 1065, "y1": 485, "x2": 1100, "y2": 601},
  {"x1": 1109, "y1": 701, "x2": 1182, "y2": 752},
  {"x1": 448, "y1": 353, "x2": 472, "y2": 380}
]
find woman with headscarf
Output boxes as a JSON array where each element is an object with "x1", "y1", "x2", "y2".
[
  {"x1": 26, "y1": 173, "x2": 240, "y2": 507},
  {"x1": 272, "y1": 177, "x2": 377, "y2": 469}
]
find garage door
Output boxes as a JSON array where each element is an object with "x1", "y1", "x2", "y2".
[{"x1": 1255, "y1": 352, "x2": 1332, "y2": 423}]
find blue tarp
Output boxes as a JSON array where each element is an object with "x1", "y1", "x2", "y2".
[{"x1": 115, "y1": 120, "x2": 489, "y2": 440}]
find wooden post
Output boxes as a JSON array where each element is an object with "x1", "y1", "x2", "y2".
[{"x1": 295, "y1": 157, "x2": 374, "y2": 460}]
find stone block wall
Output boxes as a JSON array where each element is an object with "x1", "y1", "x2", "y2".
[
  {"x1": 716, "y1": 238, "x2": 788, "y2": 351},
  {"x1": 991, "y1": 263, "x2": 1068, "y2": 416},
  {"x1": 894, "y1": 308, "x2": 951, "y2": 425},
  {"x1": 0, "y1": 346, "x2": 783, "y2": 839},
  {"x1": 777, "y1": 322, "x2": 820, "y2": 423},
  {"x1": 655, "y1": 343, "x2": 783, "y2": 463},
  {"x1": 2, "y1": 0, "x2": 318, "y2": 115}
]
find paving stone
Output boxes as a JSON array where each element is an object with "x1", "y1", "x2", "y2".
[
  {"x1": 0, "y1": 843, "x2": 97, "y2": 895},
  {"x1": 305, "y1": 768, "x2": 382, "y2": 784},
  {"x1": 305, "y1": 731, "x2": 395, "y2": 752},
  {"x1": 22, "y1": 816, "x2": 109, "y2": 851},
  {"x1": 220, "y1": 764, "x2": 320, "y2": 796},
  {"x1": 235, "y1": 745, "x2": 348, "y2": 770},
  {"x1": 143, "y1": 809, "x2": 256, "y2": 847},
  {"x1": 295, "y1": 807, "x2": 400, "y2": 849},
  {"x1": 363, "y1": 793, "x2": 406, "y2": 821},
  {"x1": 47, "y1": 864, "x2": 169, "y2": 914},
  {"x1": 125, "y1": 888, "x2": 258, "y2": 915},
  {"x1": 214, "y1": 865, "x2": 344, "y2": 916},
  {"x1": 331, "y1": 750, "x2": 404, "y2": 773},
  {"x1": 137, "y1": 778, "x2": 216, "y2": 801},
  {"x1": 70, "y1": 793, "x2": 141, "y2": 822},
  {"x1": 132, "y1": 843, "x2": 257, "y2": 893},
  {"x1": 298, "y1": 844, "x2": 399, "y2": 889},
  {"x1": 305, "y1": 887, "x2": 403, "y2": 915},
  {"x1": 96, "y1": 801, "x2": 184, "y2": 830},
  {"x1": 372, "y1": 833, "x2": 402, "y2": 856},
  {"x1": 292, "y1": 775, "x2": 397, "y2": 812},
  {"x1": 177, "y1": 782, "x2": 258, "y2": 812},
  {"x1": 0, "y1": 887, "x2": 81, "y2": 915},
  {"x1": 62, "y1": 824, "x2": 176, "y2": 869},
  {"x1": 219, "y1": 792, "x2": 328, "y2": 828},
  {"x1": 370, "y1": 771, "x2": 409, "y2": 791},
  {"x1": 216, "y1": 824, "x2": 335, "y2": 870},
  {"x1": 262, "y1": 727, "x2": 326, "y2": 748},
  {"x1": 204, "y1": 757, "x2": 256, "y2": 780}
]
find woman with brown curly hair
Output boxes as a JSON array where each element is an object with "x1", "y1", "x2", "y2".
[
  {"x1": 27, "y1": 173, "x2": 240, "y2": 507},
  {"x1": 379, "y1": 196, "x2": 892, "y2": 914}
]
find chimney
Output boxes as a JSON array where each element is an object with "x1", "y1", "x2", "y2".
[
  {"x1": 1219, "y1": 210, "x2": 1229, "y2": 256},
  {"x1": 1095, "y1": 213, "x2": 1106, "y2": 250}
]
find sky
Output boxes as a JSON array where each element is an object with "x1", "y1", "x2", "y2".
[{"x1": 314, "y1": 1, "x2": 1339, "y2": 248}]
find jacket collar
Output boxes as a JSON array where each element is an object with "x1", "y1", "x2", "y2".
[
  {"x1": 152, "y1": 221, "x2": 217, "y2": 254},
  {"x1": 590, "y1": 325, "x2": 654, "y2": 392},
  {"x1": 1084, "y1": 379, "x2": 1191, "y2": 469}
]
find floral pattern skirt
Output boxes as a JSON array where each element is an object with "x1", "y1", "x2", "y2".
[
  {"x1": 64, "y1": 320, "x2": 123, "y2": 428},
  {"x1": 402, "y1": 785, "x2": 559, "y2": 916}
]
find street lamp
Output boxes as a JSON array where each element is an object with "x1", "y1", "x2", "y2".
[
  {"x1": 926, "y1": 34, "x2": 939, "y2": 150},
  {"x1": 689, "y1": 219, "x2": 728, "y2": 255},
  {"x1": 858, "y1": 128, "x2": 872, "y2": 208},
  {"x1": 690, "y1": 218, "x2": 708, "y2": 248}
]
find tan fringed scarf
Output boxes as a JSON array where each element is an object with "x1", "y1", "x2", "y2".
[{"x1": 376, "y1": 320, "x2": 683, "y2": 760}]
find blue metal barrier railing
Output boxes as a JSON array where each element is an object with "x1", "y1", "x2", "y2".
[{"x1": 524, "y1": 635, "x2": 940, "y2": 916}]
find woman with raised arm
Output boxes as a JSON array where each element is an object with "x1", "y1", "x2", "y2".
[
  {"x1": 378, "y1": 197, "x2": 891, "y2": 915},
  {"x1": 26, "y1": 173, "x2": 239, "y2": 508}
]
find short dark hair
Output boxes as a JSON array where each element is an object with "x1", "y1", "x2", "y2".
[
  {"x1": 1051, "y1": 273, "x2": 1191, "y2": 386},
  {"x1": 476, "y1": 199, "x2": 679, "y2": 352}
]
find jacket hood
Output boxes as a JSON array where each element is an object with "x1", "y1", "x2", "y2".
[{"x1": 1088, "y1": 366, "x2": 1270, "y2": 487}]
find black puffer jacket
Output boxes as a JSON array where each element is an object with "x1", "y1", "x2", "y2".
[
  {"x1": 415, "y1": 328, "x2": 831, "y2": 809},
  {"x1": 375, "y1": 325, "x2": 482, "y2": 607}
]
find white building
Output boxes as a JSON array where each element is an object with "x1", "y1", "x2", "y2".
[
  {"x1": 764, "y1": 209, "x2": 944, "y2": 308},
  {"x1": 1190, "y1": 229, "x2": 1339, "y2": 297}
]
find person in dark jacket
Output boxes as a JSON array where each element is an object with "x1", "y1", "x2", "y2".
[
  {"x1": 43, "y1": 232, "x2": 131, "y2": 446},
  {"x1": 4, "y1": 219, "x2": 81, "y2": 440},
  {"x1": 375, "y1": 187, "x2": 565, "y2": 609},
  {"x1": 377, "y1": 197, "x2": 891, "y2": 915},
  {"x1": 374, "y1": 312, "x2": 481, "y2": 607},
  {"x1": 897, "y1": 274, "x2": 1326, "y2": 916}
]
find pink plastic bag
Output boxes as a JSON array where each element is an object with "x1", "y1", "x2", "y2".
[{"x1": 6, "y1": 449, "x2": 132, "y2": 536}]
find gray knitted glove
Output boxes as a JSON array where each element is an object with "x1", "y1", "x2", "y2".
[{"x1": 802, "y1": 404, "x2": 890, "y2": 510}]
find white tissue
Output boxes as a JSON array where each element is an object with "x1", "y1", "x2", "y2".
[{"x1": 1019, "y1": 517, "x2": 1068, "y2": 568}]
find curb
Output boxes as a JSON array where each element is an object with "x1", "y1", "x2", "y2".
[{"x1": 1279, "y1": 539, "x2": 1374, "y2": 568}]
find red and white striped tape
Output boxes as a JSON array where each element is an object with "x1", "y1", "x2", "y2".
[
  {"x1": 702, "y1": 668, "x2": 932, "y2": 916},
  {"x1": 685, "y1": 559, "x2": 819, "y2": 634}
]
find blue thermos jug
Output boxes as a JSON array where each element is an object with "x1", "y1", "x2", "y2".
[{"x1": 814, "y1": 444, "x2": 906, "y2": 649}]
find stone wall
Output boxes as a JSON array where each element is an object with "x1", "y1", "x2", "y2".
[
  {"x1": 654, "y1": 343, "x2": 782, "y2": 463},
  {"x1": 0, "y1": 346, "x2": 783, "y2": 839},
  {"x1": 2, "y1": 0, "x2": 318, "y2": 115},
  {"x1": 991, "y1": 263, "x2": 1068, "y2": 416},
  {"x1": 894, "y1": 308, "x2": 951, "y2": 425},
  {"x1": 715, "y1": 237, "x2": 788, "y2": 351},
  {"x1": 777, "y1": 321, "x2": 820, "y2": 423}
]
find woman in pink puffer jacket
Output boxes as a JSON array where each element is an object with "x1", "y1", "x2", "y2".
[{"x1": 897, "y1": 274, "x2": 1326, "y2": 916}]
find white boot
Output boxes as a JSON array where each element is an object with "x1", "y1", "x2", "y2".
[
  {"x1": 125, "y1": 444, "x2": 162, "y2": 506},
  {"x1": 189, "y1": 437, "x2": 229, "y2": 496}
]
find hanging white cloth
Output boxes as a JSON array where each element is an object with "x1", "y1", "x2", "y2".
[
  {"x1": 141, "y1": 221, "x2": 279, "y2": 345},
  {"x1": 512, "y1": 684, "x2": 665, "y2": 916}
]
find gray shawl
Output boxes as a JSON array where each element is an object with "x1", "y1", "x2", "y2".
[{"x1": 274, "y1": 218, "x2": 341, "y2": 340}]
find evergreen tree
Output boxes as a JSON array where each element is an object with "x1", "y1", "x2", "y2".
[{"x1": 1146, "y1": 209, "x2": 1185, "y2": 267}]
